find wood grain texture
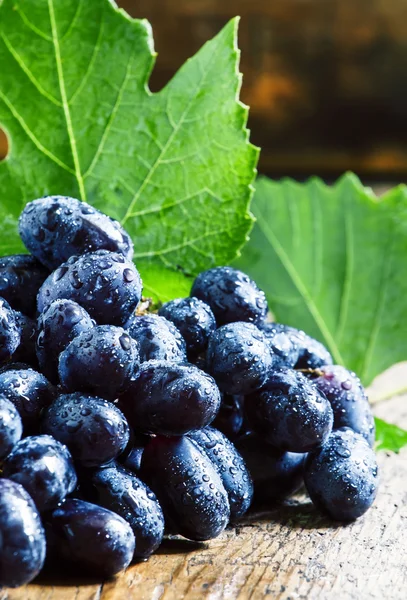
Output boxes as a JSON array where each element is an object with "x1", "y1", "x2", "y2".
[{"x1": 2, "y1": 366, "x2": 406, "y2": 600}]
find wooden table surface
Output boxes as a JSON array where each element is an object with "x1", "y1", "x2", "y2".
[{"x1": 2, "y1": 365, "x2": 406, "y2": 600}]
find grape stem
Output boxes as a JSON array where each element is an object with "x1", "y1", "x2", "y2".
[
  {"x1": 296, "y1": 368, "x2": 324, "y2": 377},
  {"x1": 136, "y1": 297, "x2": 154, "y2": 316}
]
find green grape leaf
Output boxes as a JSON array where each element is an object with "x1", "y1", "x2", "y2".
[
  {"x1": 236, "y1": 173, "x2": 407, "y2": 387},
  {"x1": 375, "y1": 417, "x2": 407, "y2": 453},
  {"x1": 0, "y1": 0, "x2": 258, "y2": 299}
]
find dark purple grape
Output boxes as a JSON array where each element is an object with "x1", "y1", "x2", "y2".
[
  {"x1": 119, "y1": 361, "x2": 221, "y2": 436},
  {"x1": 36, "y1": 299, "x2": 94, "y2": 383},
  {"x1": 235, "y1": 432, "x2": 306, "y2": 502},
  {"x1": 59, "y1": 325, "x2": 139, "y2": 400},
  {"x1": 212, "y1": 394, "x2": 245, "y2": 441},
  {"x1": 188, "y1": 427, "x2": 253, "y2": 519},
  {"x1": 13, "y1": 312, "x2": 38, "y2": 367},
  {"x1": 45, "y1": 498, "x2": 135, "y2": 576},
  {"x1": 309, "y1": 365, "x2": 375, "y2": 446},
  {"x1": 19, "y1": 196, "x2": 134, "y2": 269},
  {"x1": 191, "y1": 266, "x2": 268, "y2": 325},
  {"x1": 0, "y1": 479, "x2": 46, "y2": 587},
  {"x1": 121, "y1": 446, "x2": 145, "y2": 475},
  {"x1": 0, "y1": 368, "x2": 56, "y2": 431},
  {"x1": 0, "y1": 254, "x2": 48, "y2": 317},
  {"x1": 287, "y1": 327, "x2": 333, "y2": 369},
  {"x1": 304, "y1": 428, "x2": 379, "y2": 520},
  {"x1": 125, "y1": 313, "x2": 187, "y2": 363},
  {"x1": 206, "y1": 322, "x2": 272, "y2": 395},
  {"x1": 141, "y1": 435, "x2": 230, "y2": 541},
  {"x1": 0, "y1": 297, "x2": 20, "y2": 363},
  {"x1": 120, "y1": 433, "x2": 151, "y2": 474},
  {"x1": 258, "y1": 322, "x2": 300, "y2": 368},
  {"x1": 42, "y1": 393, "x2": 130, "y2": 467},
  {"x1": 296, "y1": 337, "x2": 333, "y2": 369},
  {"x1": 158, "y1": 297, "x2": 216, "y2": 357},
  {"x1": 264, "y1": 324, "x2": 333, "y2": 370},
  {"x1": 85, "y1": 463, "x2": 164, "y2": 558},
  {"x1": 246, "y1": 368, "x2": 333, "y2": 453},
  {"x1": 3, "y1": 435, "x2": 77, "y2": 512},
  {"x1": 0, "y1": 395, "x2": 23, "y2": 459},
  {"x1": 37, "y1": 250, "x2": 142, "y2": 326}
]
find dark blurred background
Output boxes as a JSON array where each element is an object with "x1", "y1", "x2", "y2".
[{"x1": 1, "y1": 0, "x2": 407, "y2": 180}]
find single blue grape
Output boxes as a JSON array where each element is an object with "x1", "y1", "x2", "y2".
[
  {"x1": 191, "y1": 266, "x2": 268, "y2": 325},
  {"x1": 0, "y1": 367, "x2": 56, "y2": 431},
  {"x1": 263, "y1": 324, "x2": 333, "y2": 370},
  {"x1": 0, "y1": 479, "x2": 46, "y2": 587},
  {"x1": 125, "y1": 313, "x2": 187, "y2": 363},
  {"x1": 246, "y1": 367, "x2": 333, "y2": 452},
  {"x1": 0, "y1": 297, "x2": 20, "y2": 363},
  {"x1": 206, "y1": 322, "x2": 273, "y2": 395},
  {"x1": 0, "y1": 395, "x2": 23, "y2": 459},
  {"x1": 37, "y1": 250, "x2": 142, "y2": 326},
  {"x1": 212, "y1": 394, "x2": 245, "y2": 441},
  {"x1": 119, "y1": 360, "x2": 221, "y2": 436},
  {"x1": 3, "y1": 435, "x2": 77, "y2": 512},
  {"x1": 304, "y1": 428, "x2": 379, "y2": 520},
  {"x1": 295, "y1": 334, "x2": 333, "y2": 369},
  {"x1": 13, "y1": 311, "x2": 38, "y2": 367},
  {"x1": 119, "y1": 433, "x2": 151, "y2": 474},
  {"x1": 0, "y1": 254, "x2": 48, "y2": 317},
  {"x1": 258, "y1": 322, "x2": 300, "y2": 368},
  {"x1": 12, "y1": 311, "x2": 38, "y2": 370},
  {"x1": 277, "y1": 325, "x2": 333, "y2": 369},
  {"x1": 42, "y1": 393, "x2": 130, "y2": 467},
  {"x1": 188, "y1": 427, "x2": 253, "y2": 519},
  {"x1": 141, "y1": 435, "x2": 230, "y2": 541},
  {"x1": 309, "y1": 365, "x2": 375, "y2": 446},
  {"x1": 19, "y1": 196, "x2": 134, "y2": 269},
  {"x1": 158, "y1": 297, "x2": 216, "y2": 357},
  {"x1": 36, "y1": 299, "x2": 94, "y2": 383},
  {"x1": 85, "y1": 463, "x2": 164, "y2": 558},
  {"x1": 59, "y1": 325, "x2": 139, "y2": 401},
  {"x1": 45, "y1": 498, "x2": 135, "y2": 576}
]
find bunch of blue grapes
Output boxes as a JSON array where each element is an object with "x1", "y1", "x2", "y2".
[{"x1": 0, "y1": 196, "x2": 378, "y2": 588}]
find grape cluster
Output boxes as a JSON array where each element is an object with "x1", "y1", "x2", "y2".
[{"x1": 0, "y1": 195, "x2": 379, "y2": 588}]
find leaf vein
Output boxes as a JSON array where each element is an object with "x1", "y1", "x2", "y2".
[
  {"x1": 121, "y1": 48, "x2": 218, "y2": 225},
  {"x1": 0, "y1": 88, "x2": 74, "y2": 174},
  {"x1": 48, "y1": 0, "x2": 86, "y2": 200},
  {"x1": 61, "y1": 0, "x2": 84, "y2": 41},
  {"x1": 14, "y1": 6, "x2": 52, "y2": 41},
  {"x1": 254, "y1": 204, "x2": 345, "y2": 365},
  {"x1": 83, "y1": 54, "x2": 133, "y2": 179},
  {"x1": 68, "y1": 8, "x2": 104, "y2": 105},
  {"x1": 128, "y1": 187, "x2": 223, "y2": 219},
  {"x1": 133, "y1": 226, "x2": 237, "y2": 259},
  {"x1": 0, "y1": 31, "x2": 62, "y2": 107},
  {"x1": 336, "y1": 205, "x2": 354, "y2": 342}
]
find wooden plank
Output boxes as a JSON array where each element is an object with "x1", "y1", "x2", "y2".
[{"x1": 2, "y1": 368, "x2": 406, "y2": 600}]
